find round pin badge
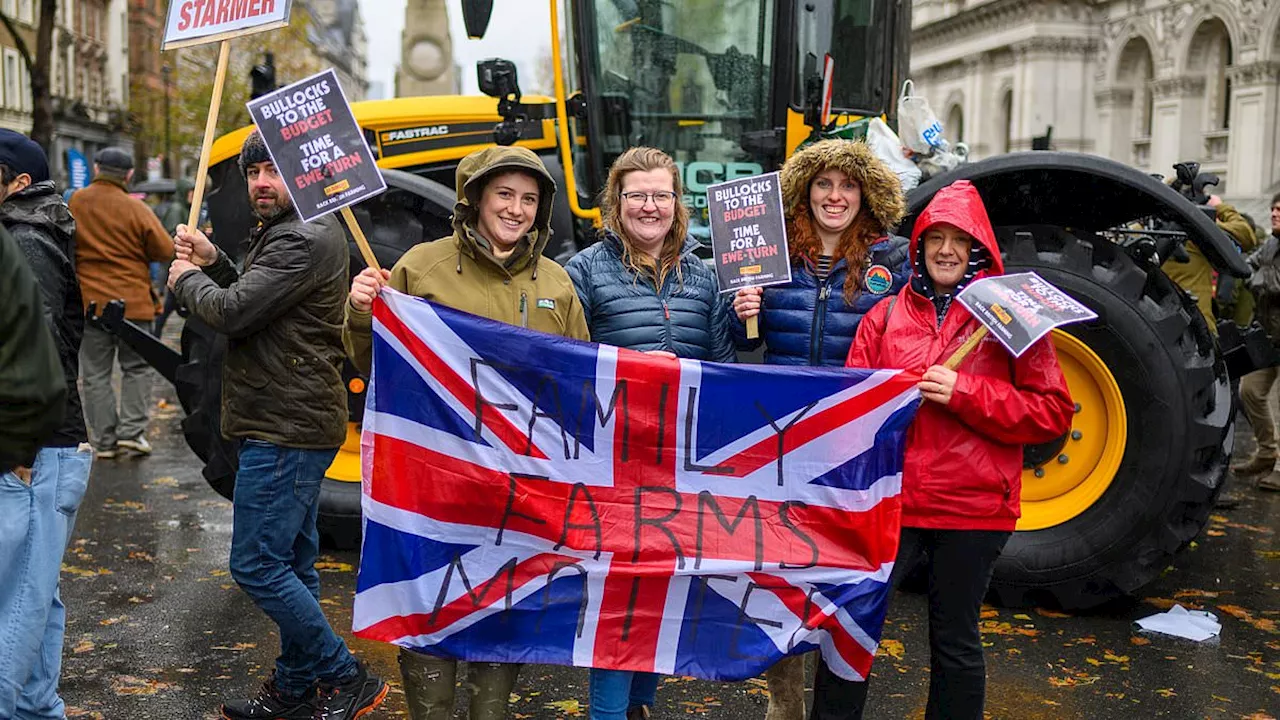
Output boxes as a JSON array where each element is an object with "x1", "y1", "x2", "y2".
[{"x1": 864, "y1": 264, "x2": 893, "y2": 295}]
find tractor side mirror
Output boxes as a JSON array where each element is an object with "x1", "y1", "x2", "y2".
[{"x1": 460, "y1": 0, "x2": 495, "y2": 39}]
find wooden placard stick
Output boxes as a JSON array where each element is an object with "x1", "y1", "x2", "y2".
[
  {"x1": 943, "y1": 326, "x2": 988, "y2": 370},
  {"x1": 746, "y1": 314, "x2": 759, "y2": 339},
  {"x1": 340, "y1": 206, "x2": 381, "y2": 272},
  {"x1": 186, "y1": 40, "x2": 231, "y2": 231}
]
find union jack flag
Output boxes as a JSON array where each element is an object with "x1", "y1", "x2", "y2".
[{"x1": 352, "y1": 288, "x2": 919, "y2": 681}]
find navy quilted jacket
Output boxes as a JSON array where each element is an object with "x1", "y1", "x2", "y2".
[
  {"x1": 730, "y1": 235, "x2": 911, "y2": 366},
  {"x1": 566, "y1": 232, "x2": 736, "y2": 362}
]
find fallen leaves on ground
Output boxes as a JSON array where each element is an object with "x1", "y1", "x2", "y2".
[
  {"x1": 72, "y1": 638, "x2": 95, "y2": 654},
  {"x1": 101, "y1": 499, "x2": 146, "y2": 512},
  {"x1": 980, "y1": 620, "x2": 1039, "y2": 637},
  {"x1": 210, "y1": 642, "x2": 257, "y2": 651},
  {"x1": 1047, "y1": 666, "x2": 1100, "y2": 687},
  {"x1": 543, "y1": 699, "x2": 583, "y2": 716},
  {"x1": 1035, "y1": 608, "x2": 1072, "y2": 618},
  {"x1": 1218, "y1": 605, "x2": 1278, "y2": 634},
  {"x1": 879, "y1": 638, "x2": 905, "y2": 660},
  {"x1": 314, "y1": 561, "x2": 355, "y2": 572},
  {"x1": 1154, "y1": 688, "x2": 1176, "y2": 698},
  {"x1": 61, "y1": 565, "x2": 112, "y2": 578},
  {"x1": 110, "y1": 675, "x2": 173, "y2": 696}
]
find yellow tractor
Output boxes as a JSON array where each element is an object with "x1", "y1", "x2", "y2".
[{"x1": 114, "y1": 0, "x2": 1246, "y2": 610}]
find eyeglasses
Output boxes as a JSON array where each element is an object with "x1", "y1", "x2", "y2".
[{"x1": 620, "y1": 191, "x2": 677, "y2": 208}]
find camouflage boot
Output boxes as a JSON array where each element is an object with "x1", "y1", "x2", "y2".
[
  {"x1": 764, "y1": 654, "x2": 807, "y2": 720},
  {"x1": 398, "y1": 648, "x2": 457, "y2": 720},
  {"x1": 466, "y1": 661, "x2": 521, "y2": 720}
]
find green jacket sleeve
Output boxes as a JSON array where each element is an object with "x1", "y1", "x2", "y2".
[
  {"x1": 344, "y1": 300, "x2": 375, "y2": 377},
  {"x1": 0, "y1": 226, "x2": 66, "y2": 469},
  {"x1": 173, "y1": 232, "x2": 320, "y2": 339},
  {"x1": 1217, "y1": 203, "x2": 1257, "y2": 252}
]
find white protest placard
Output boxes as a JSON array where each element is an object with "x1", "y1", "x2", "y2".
[{"x1": 162, "y1": 0, "x2": 293, "y2": 50}]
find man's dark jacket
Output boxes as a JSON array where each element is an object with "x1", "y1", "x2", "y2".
[
  {"x1": 172, "y1": 208, "x2": 348, "y2": 449},
  {"x1": 0, "y1": 180, "x2": 86, "y2": 447},
  {"x1": 565, "y1": 232, "x2": 737, "y2": 362},
  {"x1": 0, "y1": 223, "x2": 66, "y2": 468}
]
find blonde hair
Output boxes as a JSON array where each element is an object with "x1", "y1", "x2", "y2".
[{"x1": 600, "y1": 147, "x2": 690, "y2": 290}]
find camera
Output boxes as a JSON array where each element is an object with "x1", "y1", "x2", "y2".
[
  {"x1": 477, "y1": 58, "x2": 524, "y2": 146},
  {"x1": 478, "y1": 58, "x2": 520, "y2": 101}
]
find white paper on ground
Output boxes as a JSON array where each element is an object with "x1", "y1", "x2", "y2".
[{"x1": 1133, "y1": 604, "x2": 1221, "y2": 642}]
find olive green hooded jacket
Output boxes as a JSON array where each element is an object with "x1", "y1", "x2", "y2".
[{"x1": 344, "y1": 146, "x2": 589, "y2": 374}]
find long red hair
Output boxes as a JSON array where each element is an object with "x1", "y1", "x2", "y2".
[{"x1": 787, "y1": 201, "x2": 882, "y2": 303}]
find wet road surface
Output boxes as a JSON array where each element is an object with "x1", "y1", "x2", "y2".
[{"x1": 58, "y1": 356, "x2": 1278, "y2": 719}]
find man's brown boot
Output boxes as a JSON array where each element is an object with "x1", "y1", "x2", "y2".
[
  {"x1": 1257, "y1": 470, "x2": 1280, "y2": 491},
  {"x1": 1231, "y1": 454, "x2": 1276, "y2": 476}
]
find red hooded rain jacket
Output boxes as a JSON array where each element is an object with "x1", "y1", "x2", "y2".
[{"x1": 846, "y1": 180, "x2": 1074, "y2": 531}]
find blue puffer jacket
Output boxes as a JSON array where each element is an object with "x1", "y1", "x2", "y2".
[
  {"x1": 566, "y1": 232, "x2": 737, "y2": 362},
  {"x1": 730, "y1": 236, "x2": 911, "y2": 366}
]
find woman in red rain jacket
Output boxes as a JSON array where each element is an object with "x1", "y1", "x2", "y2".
[{"x1": 812, "y1": 180, "x2": 1074, "y2": 720}]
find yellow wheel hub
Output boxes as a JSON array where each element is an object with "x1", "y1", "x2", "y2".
[
  {"x1": 1017, "y1": 330, "x2": 1127, "y2": 531},
  {"x1": 324, "y1": 422, "x2": 363, "y2": 483}
]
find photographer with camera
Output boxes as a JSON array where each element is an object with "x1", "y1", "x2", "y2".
[
  {"x1": 1233, "y1": 193, "x2": 1280, "y2": 492},
  {"x1": 1161, "y1": 163, "x2": 1256, "y2": 333}
]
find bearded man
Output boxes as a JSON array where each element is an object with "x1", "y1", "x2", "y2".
[{"x1": 168, "y1": 131, "x2": 387, "y2": 720}]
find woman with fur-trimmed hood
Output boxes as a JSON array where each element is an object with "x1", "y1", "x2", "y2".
[
  {"x1": 730, "y1": 139, "x2": 909, "y2": 720},
  {"x1": 731, "y1": 139, "x2": 910, "y2": 368}
]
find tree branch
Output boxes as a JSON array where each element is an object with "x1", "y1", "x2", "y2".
[{"x1": 0, "y1": 11, "x2": 34, "y2": 73}]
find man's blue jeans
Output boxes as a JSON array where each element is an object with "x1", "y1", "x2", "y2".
[
  {"x1": 0, "y1": 445, "x2": 92, "y2": 719},
  {"x1": 589, "y1": 668, "x2": 660, "y2": 720},
  {"x1": 230, "y1": 440, "x2": 357, "y2": 698}
]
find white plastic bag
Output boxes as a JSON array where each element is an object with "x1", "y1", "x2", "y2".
[
  {"x1": 865, "y1": 118, "x2": 921, "y2": 191},
  {"x1": 897, "y1": 80, "x2": 947, "y2": 155}
]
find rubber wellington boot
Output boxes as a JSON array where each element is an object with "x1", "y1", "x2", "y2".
[
  {"x1": 465, "y1": 662, "x2": 522, "y2": 720},
  {"x1": 764, "y1": 654, "x2": 807, "y2": 720},
  {"x1": 398, "y1": 648, "x2": 457, "y2": 720}
]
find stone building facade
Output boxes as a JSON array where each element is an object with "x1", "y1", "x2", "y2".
[
  {"x1": 909, "y1": 0, "x2": 1280, "y2": 207},
  {"x1": 1, "y1": 0, "x2": 133, "y2": 185}
]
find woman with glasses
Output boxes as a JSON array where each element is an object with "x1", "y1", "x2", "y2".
[
  {"x1": 564, "y1": 146, "x2": 735, "y2": 720},
  {"x1": 728, "y1": 138, "x2": 910, "y2": 720}
]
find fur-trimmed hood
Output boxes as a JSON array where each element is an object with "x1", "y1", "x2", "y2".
[{"x1": 780, "y1": 139, "x2": 906, "y2": 234}]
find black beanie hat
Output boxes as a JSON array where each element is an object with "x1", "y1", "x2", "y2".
[
  {"x1": 0, "y1": 129, "x2": 49, "y2": 183},
  {"x1": 238, "y1": 130, "x2": 271, "y2": 177}
]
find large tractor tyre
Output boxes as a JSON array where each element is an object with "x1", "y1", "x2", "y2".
[{"x1": 989, "y1": 225, "x2": 1232, "y2": 609}]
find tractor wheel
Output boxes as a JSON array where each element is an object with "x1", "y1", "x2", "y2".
[{"x1": 990, "y1": 226, "x2": 1232, "y2": 609}]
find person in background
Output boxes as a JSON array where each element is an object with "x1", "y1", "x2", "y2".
[
  {"x1": 169, "y1": 131, "x2": 388, "y2": 720},
  {"x1": 71, "y1": 147, "x2": 173, "y2": 458},
  {"x1": 1162, "y1": 193, "x2": 1256, "y2": 332},
  {"x1": 344, "y1": 145, "x2": 589, "y2": 720},
  {"x1": 1235, "y1": 193, "x2": 1280, "y2": 492},
  {"x1": 0, "y1": 130, "x2": 93, "y2": 720},
  {"x1": 564, "y1": 146, "x2": 734, "y2": 720},
  {"x1": 825, "y1": 180, "x2": 1073, "y2": 720},
  {"x1": 729, "y1": 138, "x2": 909, "y2": 720}
]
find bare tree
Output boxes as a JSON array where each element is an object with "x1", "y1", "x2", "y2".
[{"x1": 0, "y1": 0, "x2": 57, "y2": 149}]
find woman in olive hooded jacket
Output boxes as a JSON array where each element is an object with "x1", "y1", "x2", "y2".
[{"x1": 344, "y1": 146, "x2": 588, "y2": 720}]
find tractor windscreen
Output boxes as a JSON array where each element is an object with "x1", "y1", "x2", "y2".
[
  {"x1": 795, "y1": 0, "x2": 893, "y2": 116},
  {"x1": 579, "y1": 0, "x2": 778, "y2": 238}
]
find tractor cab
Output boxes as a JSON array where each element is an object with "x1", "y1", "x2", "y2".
[{"x1": 470, "y1": 0, "x2": 909, "y2": 238}]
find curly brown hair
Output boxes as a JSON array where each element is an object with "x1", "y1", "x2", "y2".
[
  {"x1": 788, "y1": 200, "x2": 882, "y2": 303},
  {"x1": 600, "y1": 147, "x2": 690, "y2": 291}
]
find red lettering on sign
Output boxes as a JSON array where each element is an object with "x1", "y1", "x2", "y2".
[
  {"x1": 723, "y1": 205, "x2": 765, "y2": 223},
  {"x1": 279, "y1": 109, "x2": 334, "y2": 142},
  {"x1": 177, "y1": 1, "x2": 193, "y2": 30}
]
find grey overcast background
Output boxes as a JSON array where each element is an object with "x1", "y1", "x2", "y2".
[{"x1": 360, "y1": 0, "x2": 551, "y2": 98}]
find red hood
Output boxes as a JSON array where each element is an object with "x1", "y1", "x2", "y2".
[{"x1": 908, "y1": 180, "x2": 1004, "y2": 276}]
